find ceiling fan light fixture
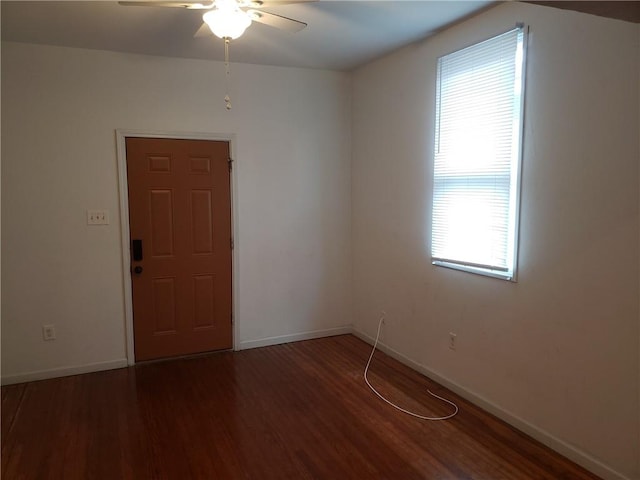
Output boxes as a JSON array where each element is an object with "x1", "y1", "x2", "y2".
[{"x1": 203, "y1": 7, "x2": 252, "y2": 39}]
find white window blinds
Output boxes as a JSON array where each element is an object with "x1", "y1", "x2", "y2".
[{"x1": 432, "y1": 26, "x2": 526, "y2": 280}]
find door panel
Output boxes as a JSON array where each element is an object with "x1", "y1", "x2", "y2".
[
  {"x1": 126, "y1": 137, "x2": 232, "y2": 361},
  {"x1": 152, "y1": 277, "x2": 177, "y2": 334},
  {"x1": 191, "y1": 190, "x2": 214, "y2": 254},
  {"x1": 149, "y1": 190, "x2": 175, "y2": 256},
  {"x1": 193, "y1": 274, "x2": 216, "y2": 329}
]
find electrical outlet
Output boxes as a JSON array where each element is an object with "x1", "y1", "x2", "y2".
[
  {"x1": 449, "y1": 332, "x2": 457, "y2": 350},
  {"x1": 42, "y1": 324, "x2": 56, "y2": 341},
  {"x1": 381, "y1": 310, "x2": 387, "y2": 325}
]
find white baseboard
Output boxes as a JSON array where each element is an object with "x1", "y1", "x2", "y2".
[
  {"x1": 1, "y1": 325, "x2": 353, "y2": 384},
  {"x1": 1, "y1": 358, "x2": 129, "y2": 386},
  {"x1": 351, "y1": 328, "x2": 633, "y2": 480},
  {"x1": 238, "y1": 325, "x2": 352, "y2": 350},
  {"x1": 1, "y1": 329, "x2": 633, "y2": 480}
]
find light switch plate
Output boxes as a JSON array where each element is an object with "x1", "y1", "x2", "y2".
[{"x1": 87, "y1": 209, "x2": 109, "y2": 225}]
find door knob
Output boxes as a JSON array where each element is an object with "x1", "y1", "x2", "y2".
[{"x1": 133, "y1": 266, "x2": 143, "y2": 275}]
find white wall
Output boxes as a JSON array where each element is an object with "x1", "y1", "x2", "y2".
[
  {"x1": 1, "y1": 42, "x2": 352, "y2": 381},
  {"x1": 351, "y1": 3, "x2": 639, "y2": 480},
  {"x1": 2, "y1": 4, "x2": 639, "y2": 479}
]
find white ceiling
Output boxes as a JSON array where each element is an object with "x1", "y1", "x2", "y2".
[{"x1": 1, "y1": 1, "x2": 494, "y2": 70}]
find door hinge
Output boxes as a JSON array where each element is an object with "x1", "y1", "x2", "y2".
[
  {"x1": 230, "y1": 237, "x2": 234, "y2": 250},
  {"x1": 228, "y1": 158, "x2": 233, "y2": 172}
]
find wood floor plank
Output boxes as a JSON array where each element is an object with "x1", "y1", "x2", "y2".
[
  {"x1": 1, "y1": 335, "x2": 602, "y2": 480},
  {"x1": 1, "y1": 383, "x2": 26, "y2": 440},
  {"x1": 1, "y1": 382, "x2": 27, "y2": 475}
]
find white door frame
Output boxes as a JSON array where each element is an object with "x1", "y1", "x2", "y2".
[{"x1": 115, "y1": 129, "x2": 239, "y2": 366}]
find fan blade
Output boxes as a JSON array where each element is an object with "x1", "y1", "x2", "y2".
[
  {"x1": 245, "y1": 0, "x2": 316, "y2": 7},
  {"x1": 118, "y1": 1, "x2": 214, "y2": 9},
  {"x1": 194, "y1": 23, "x2": 213, "y2": 38},
  {"x1": 247, "y1": 9, "x2": 307, "y2": 32}
]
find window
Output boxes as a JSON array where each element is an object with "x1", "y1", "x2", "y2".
[{"x1": 431, "y1": 25, "x2": 527, "y2": 281}]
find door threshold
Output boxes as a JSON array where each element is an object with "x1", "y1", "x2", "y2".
[{"x1": 134, "y1": 348, "x2": 234, "y2": 366}]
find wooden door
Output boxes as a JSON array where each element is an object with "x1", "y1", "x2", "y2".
[{"x1": 126, "y1": 137, "x2": 232, "y2": 361}]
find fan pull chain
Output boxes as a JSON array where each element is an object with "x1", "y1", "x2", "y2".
[{"x1": 224, "y1": 37, "x2": 232, "y2": 111}]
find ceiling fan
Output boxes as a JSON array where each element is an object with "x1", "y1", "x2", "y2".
[
  {"x1": 119, "y1": 0, "x2": 313, "y2": 109},
  {"x1": 118, "y1": 0, "x2": 313, "y2": 40}
]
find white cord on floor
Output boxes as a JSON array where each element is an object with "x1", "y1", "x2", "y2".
[{"x1": 364, "y1": 316, "x2": 459, "y2": 421}]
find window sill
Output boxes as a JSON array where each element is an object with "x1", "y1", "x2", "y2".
[{"x1": 432, "y1": 260, "x2": 516, "y2": 282}]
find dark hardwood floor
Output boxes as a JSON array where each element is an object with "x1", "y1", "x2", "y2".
[{"x1": 2, "y1": 335, "x2": 601, "y2": 479}]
